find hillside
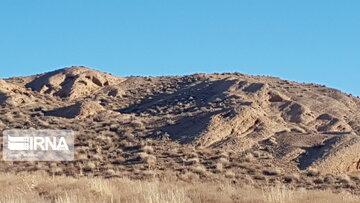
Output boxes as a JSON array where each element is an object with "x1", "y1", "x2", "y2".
[{"x1": 1, "y1": 66, "x2": 360, "y2": 194}]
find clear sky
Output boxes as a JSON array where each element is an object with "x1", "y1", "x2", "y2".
[{"x1": 1, "y1": 1, "x2": 359, "y2": 96}]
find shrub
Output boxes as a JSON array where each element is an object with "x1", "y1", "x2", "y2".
[
  {"x1": 138, "y1": 152, "x2": 157, "y2": 165},
  {"x1": 306, "y1": 168, "x2": 319, "y2": 177},
  {"x1": 215, "y1": 163, "x2": 223, "y2": 172},
  {"x1": 218, "y1": 157, "x2": 229, "y2": 165},
  {"x1": 225, "y1": 171, "x2": 236, "y2": 178},
  {"x1": 131, "y1": 120, "x2": 145, "y2": 129},
  {"x1": 84, "y1": 162, "x2": 96, "y2": 171},
  {"x1": 141, "y1": 145, "x2": 154, "y2": 154},
  {"x1": 263, "y1": 168, "x2": 281, "y2": 176},
  {"x1": 191, "y1": 165, "x2": 207, "y2": 174},
  {"x1": 186, "y1": 157, "x2": 200, "y2": 165},
  {"x1": 105, "y1": 169, "x2": 116, "y2": 176},
  {"x1": 244, "y1": 153, "x2": 255, "y2": 162}
]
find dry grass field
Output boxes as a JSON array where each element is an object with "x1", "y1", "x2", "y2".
[{"x1": 0, "y1": 172, "x2": 359, "y2": 203}]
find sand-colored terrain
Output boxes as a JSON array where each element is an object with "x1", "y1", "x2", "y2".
[{"x1": 1, "y1": 66, "x2": 360, "y2": 201}]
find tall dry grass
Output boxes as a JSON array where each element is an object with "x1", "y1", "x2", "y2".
[{"x1": 0, "y1": 172, "x2": 358, "y2": 203}]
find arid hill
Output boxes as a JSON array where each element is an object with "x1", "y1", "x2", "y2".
[{"x1": 1, "y1": 66, "x2": 360, "y2": 193}]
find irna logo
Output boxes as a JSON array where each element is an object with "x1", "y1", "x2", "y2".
[
  {"x1": 3, "y1": 130, "x2": 74, "y2": 161},
  {"x1": 7, "y1": 136, "x2": 69, "y2": 151}
]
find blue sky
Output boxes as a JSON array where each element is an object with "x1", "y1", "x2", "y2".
[{"x1": 0, "y1": 1, "x2": 359, "y2": 96}]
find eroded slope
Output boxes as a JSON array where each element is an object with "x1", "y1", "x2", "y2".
[{"x1": 1, "y1": 67, "x2": 360, "y2": 183}]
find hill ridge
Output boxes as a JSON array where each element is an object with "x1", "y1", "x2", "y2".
[{"x1": 1, "y1": 66, "x2": 360, "y2": 183}]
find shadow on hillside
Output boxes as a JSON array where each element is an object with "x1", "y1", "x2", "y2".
[
  {"x1": 118, "y1": 79, "x2": 237, "y2": 115},
  {"x1": 159, "y1": 110, "x2": 226, "y2": 144},
  {"x1": 297, "y1": 137, "x2": 338, "y2": 170}
]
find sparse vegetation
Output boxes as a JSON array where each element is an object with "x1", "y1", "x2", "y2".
[
  {"x1": 1, "y1": 67, "x2": 360, "y2": 202},
  {"x1": 0, "y1": 172, "x2": 358, "y2": 203}
]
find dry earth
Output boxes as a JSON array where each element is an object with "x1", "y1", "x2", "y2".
[{"x1": 1, "y1": 66, "x2": 360, "y2": 202}]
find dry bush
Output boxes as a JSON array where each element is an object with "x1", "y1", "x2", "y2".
[
  {"x1": 123, "y1": 130, "x2": 135, "y2": 139},
  {"x1": 83, "y1": 162, "x2": 96, "y2": 171},
  {"x1": 141, "y1": 145, "x2": 154, "y2": 154},
  {"x1": 112, "y1": 156, "x2": 126, "y2": 164},
  {"x1": 338, "y1": 174, "x2": 352, "y2": 185},
  {"x1": 313, "y1": 177, "x2": 324, "y2": 184},
  {"x1": 105, "y1": 169, "x2": 116, "y2": 176},
  {"x1": 219, "y1": 151, "x2": 229, "y2": 158},
  {"x1": 323, "y1": 175, "x2": 335, "y2": 184},
  {"x1": 349, "y1": 174, "x2": 360, "y2": 182},
  {"x1": 186, "y1": 157, "x2": 200, "y2": 165},
  {"x1": 306, "y1": 168, "x2": 320, "y2": 177},
  {"x1": 218, "y1": 157, "x2": 229, "y2": 165},
  {"x1": 76, "y1": 154, "x2": 88, "y2": 160},
  {"x1": 224, "y1": 171, "x2": 235, "y2": 179},
  {"x1": 263, "y1": 168, "x2": 282, "y2": 176},
  {"x1": 92, "y1": 154, "x2": 103, "y2": 160},
  {"x1": 138, "y1": 152, "x2": 157, "y2": 165},
  {"x1": 244, "y1": 153, "x2": 255, "y2": 162},
  {"x1": 283, "y1": 173, "x2": 300, "y2": 183},
  {"x1": 215, "y1": 162, "x2": 224, "y2": 172},
  {"x1": 131, "y1": 120, "x2": 145, "y2": 129},
  {"x1": 190, "y1": 165, "x2": 207, "y2": 175},
  {"x1": 252, "y1": 150, "x2": 261, "y2": 158}
]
